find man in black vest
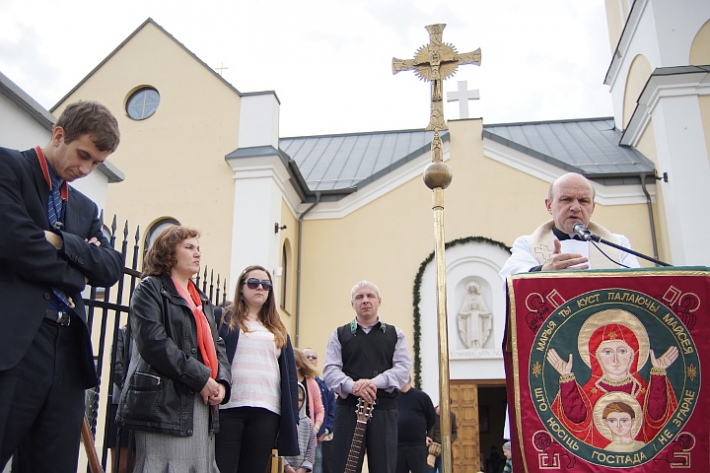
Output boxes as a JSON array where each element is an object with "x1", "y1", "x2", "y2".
[{"x1": 323, "y1": 281, "x2": 412, "y2": 473}]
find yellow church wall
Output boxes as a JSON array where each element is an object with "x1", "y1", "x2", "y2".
[
  {"x1": 701, "y1": 95, "x2": 710, "y2": 170},
  {"x1": 604, "y1": 0, "x2": 627, "y2": 55},
  {"x1": 632, "y1": 119, "x2": 671, "y2": 264},
  {"x1": 623, "y1": 55, "x2": 652, "y2": 129},
  {"x1": 295, "y1": 170, "x2": 433, "y2": 354},
  {"x1": 55, "y1": 22, "x2": 239, "y2": 281},
  {"x1": 278, "y1": 199, "x2": 300, "y2": 332},
  {"x1": 690, "y1": 20, "x2": 710, "y2": 65}
]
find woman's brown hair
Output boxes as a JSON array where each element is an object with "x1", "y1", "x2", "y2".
[
  {"x1": 223, "y1": 264, "x2": 288, "y2": 349},
  {"x1": 142, "y1": 225, "x2": 199, "y2": 277}
]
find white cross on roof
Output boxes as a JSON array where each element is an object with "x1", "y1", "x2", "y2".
[{"x1": 447, "y1": 80, "x2": 480, "y2": 119}]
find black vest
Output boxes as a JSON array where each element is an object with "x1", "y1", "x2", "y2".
[{"x1": 336, "y1": 321, "x2": 399, "y2": 409}]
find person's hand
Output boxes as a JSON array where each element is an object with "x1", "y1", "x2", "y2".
[
  {"x1": 318, "y1": 433, "x2": 327, "y2": 442},
  {"x1": 86, "y1": 236, "x2": 101, "y2": 247},
  {"x1": 541, "y1": 239, "x2": 589, "y2": 271},
  {"x1": 651, "y1": 346, "x2": 679, "y2": 369},
  {"x1": 547, "y1": 349, "x2": 573, "y2": 375},
  {"x1": 426, "y1": 436, "x2": 433, "y2": 446},
  {"x1": 352, "y1": 378, "x2": 377, "y2": 402},
  {"x1": 44, "y1": 230, "x2": 63, "y2": 249},
  {"x1": 200, "y1": 378, "x2": 225, "y2": 405},
  {"x1": 284, "y1": 465, "x2": 297, "y2": 473}
]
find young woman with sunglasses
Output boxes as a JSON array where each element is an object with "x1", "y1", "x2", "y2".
[{"x1": 215, "y1": 265, "x2": 300, "y2": 473}]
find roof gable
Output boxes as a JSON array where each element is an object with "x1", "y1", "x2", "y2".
[{"x1": 51, "y1": 18, "x2": 244, "y2": 111}]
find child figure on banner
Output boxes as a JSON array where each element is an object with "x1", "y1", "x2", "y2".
[{"x1": 546, "y1": 309, "x2": 678, "y2": 448}]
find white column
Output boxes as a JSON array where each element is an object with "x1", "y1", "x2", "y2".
[
  {"x1": 228, "y1": 91, "x2": 285, "y2": 286},
  {"x1": 652, "y1": 94, "x2": 710, "y2": 265}
]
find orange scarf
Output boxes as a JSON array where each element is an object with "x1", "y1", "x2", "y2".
[{"x1": 172, "y1": 278, "x2": 219, "y2": 379}]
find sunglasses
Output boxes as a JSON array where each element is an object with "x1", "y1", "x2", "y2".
[
  {"x1": 243, "y1": 278, "x2": 272, "y2": 291},
  {"x1": 305, "y1": 355, "x2": 318, "y2": 360}
]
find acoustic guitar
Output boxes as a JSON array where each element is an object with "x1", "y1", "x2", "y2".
[{"x1": 344, "y1": 398, "x2": 376, "y2": 473}]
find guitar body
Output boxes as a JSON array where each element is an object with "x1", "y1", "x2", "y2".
[{"x1": 344, "y1": 398, "x2": 376, "y2": 473}]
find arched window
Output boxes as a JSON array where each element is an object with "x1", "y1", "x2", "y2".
[
  {"x1": 144, "y1": 218, "x2": 180, "y2": 254},
  {"x1": 280, "y1": 244, "x2": 289, "y2": 309}
]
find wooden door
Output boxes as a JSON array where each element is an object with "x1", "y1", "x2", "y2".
[{"x1": 450, "y1": 381, "x2": 480, "y2": 472}]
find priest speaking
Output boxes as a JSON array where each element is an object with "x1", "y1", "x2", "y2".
[{"x1": 499, "y1": 172, "x2": 640, "y2": 278}]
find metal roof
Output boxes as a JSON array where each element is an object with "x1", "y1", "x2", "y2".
[
  {"x1": 483, "y1": 117, "x2": 655, "y2": 182},
  {"x1": 276, "y1": 118, "x2": 655, "y2": 198},
  {"x1": 280, "y1": 129, "x2": 448, "y2": 192}
]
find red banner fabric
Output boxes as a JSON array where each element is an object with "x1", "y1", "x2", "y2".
[{"x1": 504, "y1": 267, "x2": 709, "y2": 472}]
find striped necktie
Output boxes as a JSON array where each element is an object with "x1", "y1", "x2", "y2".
[
  {"x1": 47, "y1": 183, "x2": 73, "y2": 311},
  {"x1": 48, "y1": 184, "x2": 63, "y2": 230}
]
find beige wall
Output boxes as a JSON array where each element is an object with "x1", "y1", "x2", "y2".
[
  {"x1": 701, "y1": 95, "x2": 710, "y2": 171},
  {"x1": 623, "y1": 54, "x2": 652, "y2": 129},
  {"x1": 278, "y1": 199, "x2": 299, "y2": 335},
  {"x1": 604, "y1": 0, "x2": 626, "y2": 54},
  {"x1": 54, "y1": 22, "x2": 239, "y2": 282},
  {"x1": 690, "y1": 20, "x2": 710, "y2": 65}
]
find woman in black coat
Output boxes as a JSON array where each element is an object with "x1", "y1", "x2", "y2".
[{"x1": 117, "y1": 225, "x2": 231, "y2": 472}]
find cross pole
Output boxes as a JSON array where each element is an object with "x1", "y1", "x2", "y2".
[
  {"x1": 392, "y1": 24, "x2": 481, "y2": 473},
  {"x1": 392, "y1": 23, "x2": 481, "y2": 131}
]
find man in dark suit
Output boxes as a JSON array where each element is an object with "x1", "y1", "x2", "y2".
[{"x1": 0, "y1": 101, "x2": 123, "y2": 472}]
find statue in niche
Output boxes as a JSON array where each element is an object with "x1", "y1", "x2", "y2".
[{"x1": 457, "y1": 280, "x2": 492, "y2": 349}]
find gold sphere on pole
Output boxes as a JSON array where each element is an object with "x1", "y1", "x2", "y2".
[{"x1": 423, "y1": 161, "x2": 452, "y2": 190}]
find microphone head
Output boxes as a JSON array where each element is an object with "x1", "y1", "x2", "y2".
[{"x1": 573, "y1": 222, "x2": 591, "y2": 241}]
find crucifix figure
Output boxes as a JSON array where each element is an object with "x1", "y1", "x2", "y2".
[{"x1": 392, "y1": 23, "x2": 481, "y2": 131}]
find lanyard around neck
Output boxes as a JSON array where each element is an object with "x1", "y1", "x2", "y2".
[{"x1": 35, "y1": 146, "x2": 68, "y2": 200}]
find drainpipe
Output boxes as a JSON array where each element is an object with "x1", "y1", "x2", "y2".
[
  {"x1": 295, "y1": 192, "x2": 321, "y2": 347},
  {"x1": 640, "y1": 173, "x2": 661, "y2": 262}
]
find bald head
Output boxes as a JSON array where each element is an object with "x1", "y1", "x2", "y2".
[
  {"x1": 547, "y1": 173, "x2": 595, "y2": 202},
  {"x1": 545, "y1": 173, "x2": 596, "y2": 235}
]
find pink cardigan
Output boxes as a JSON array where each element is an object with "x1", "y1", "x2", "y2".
[{"x1": 303, "y1": 376, "x2": 324, "y2": 431}]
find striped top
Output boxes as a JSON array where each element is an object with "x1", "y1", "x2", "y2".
[{"x1": 222, "y1": 319, "x2": 281, "y2": 414}]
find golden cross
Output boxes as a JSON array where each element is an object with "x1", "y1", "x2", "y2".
[{"x1": 392, "y1": 24, "x2": 481, "y2": 131}]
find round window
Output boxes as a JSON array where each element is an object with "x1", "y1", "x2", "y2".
[{"x1": 126, "y1": 87, "x2": 160, "y2": 120}]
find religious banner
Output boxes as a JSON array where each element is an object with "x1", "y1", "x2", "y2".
[{"x1": 503, "y1": 267, "x2": 709, "y2": 472}]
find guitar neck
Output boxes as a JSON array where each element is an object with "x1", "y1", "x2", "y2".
[{"x1": 344, "y1": 419, "x2": 368, "y2": 473}]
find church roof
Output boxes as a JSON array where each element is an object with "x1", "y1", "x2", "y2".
[
  {"x1": 483, "y1": 117, "x2": 656, "y2": 185},
  {"x1": 0, "y1": 70, "x2": 54, "y2": 131},
  {"x1": 280, "y1": 129, "x2": 449, "y2": 192},
  {"x1": 278, "y1": 117, "x2": 655, "y2": 197}
]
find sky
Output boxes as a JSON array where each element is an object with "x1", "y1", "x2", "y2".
[{"x1": 0, "y1": 0, "x2": 616, "y2": 138}]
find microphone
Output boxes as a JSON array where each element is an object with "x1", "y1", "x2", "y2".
[{"x1": 573, "y1": 222, "x2": 592, "y2": 241}]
